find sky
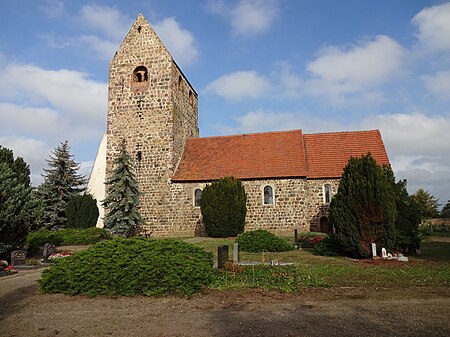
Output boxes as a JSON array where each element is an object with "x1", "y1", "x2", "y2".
[{"x1": 0, "y1": 0, "x2": 449, "y2": 207}]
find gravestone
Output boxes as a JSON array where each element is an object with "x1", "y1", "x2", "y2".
[
  {"x1": 371, "y1": 243, "x2": 377, "y2": 257},
  {"x1": 217, "y1": 245, "x2": 229, "y2": 269},
  {"x1": 42, "y1": 243, "x2": 55, "y2": 262},
  {"x1": 11, "y1": 250, "x2": 27, "y2": 267},
  {"x1": 294, "y1": 229, "x2": 298, "y2": 245},
  {"x1": 233, "y1": 243, "x2": 240, "y2": 263}
]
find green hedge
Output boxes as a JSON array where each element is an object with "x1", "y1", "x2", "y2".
[
  {"x1": 26, "y1": 228, "x2": 111, "y2": 252},
  {"x1": 236, "y1": 230, "x2": 293, "y2": 252},
  {"x1": 39, "y1": 238, "x2": 215, "y2": 297}
]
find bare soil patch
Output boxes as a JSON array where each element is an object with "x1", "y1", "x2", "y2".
[{"x1": 1, "y1": 269, "x2": 449, "y2": 337}]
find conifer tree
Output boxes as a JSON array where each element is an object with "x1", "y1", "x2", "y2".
[
  {"x1": 440, "y1": 200, "x2": 450, "y2": 218},
  {"x1": 411, "y1": 188, "x2": 440, "y2": 220},
  {"x1": 102, "y1": 140, "x2": 142, "y2": 237},
  {"x1": 66, "y1": 193, "x2": 99, "y2": 229},
  {"x1": 37, "y1": 141, "x2": 86, "y2": 230},
  {"x1": 0, "y1": 146, "x2": 39, "y2": 253},
  {"x1": 330, "y1": 153, "x2": 397, "y2": 258},
  {"x1": 200, "y1": 176, "x2": 247, "y2": 237}
]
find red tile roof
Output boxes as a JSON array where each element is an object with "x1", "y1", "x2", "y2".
[
  {"x1": 303, "y1": 130, "x2": 390, "y2": 179},
  {"x1": 172, "y1": 129, "x2": 390, "y2": 182},
  {"x1": 172, "y1": 130, "x2": 307, "y2": 181}
]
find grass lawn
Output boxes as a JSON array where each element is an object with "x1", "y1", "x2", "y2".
[{"x1": 182, "y1": 236, "x2": 450, "y2": 292}]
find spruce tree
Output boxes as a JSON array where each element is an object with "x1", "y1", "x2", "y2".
[
  {"x1": 330, "y1": 153, "x2": 397, "y2": 258},
  {"x1": 200, "y1": 176, "x2": 247, "y2": 237},
  {"x1": 441, "y1": 200, "x2": 450, "y2": 218},
  {"x1": 37, "y1": 141, "x2": 86, "y2": 230},
  {"x1": 0, "y1": 146, "x2": 39, "y2": 253},
  {"x1": 102, "y1": 140, "x2": 142, "y2": 237}
]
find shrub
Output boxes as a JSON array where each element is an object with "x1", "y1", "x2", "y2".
[
  {"x1": 66, "y1": 193, "x2": 99, "y2": 229},
  {"x1": 236, "y1": 230, "x2": 293, "y2": 252},
  {"x1": 39, "y1": 238, "x2": 215, "y2": 297},
  {"x1": 26, "y1": 228, "x2": 110, "y2": 252},
  {"x1": 312, "y1": 236, "x2": 343, "y2": 256},
  {"x1": 297, "y1": 232, "x2": 328, "y2": 248},
  {"x1": 201, "y1": 176, "x2": 247, "y2": 237},
  {"x1": 26, "y1": 229, "x2": 64, "y2": 252}
]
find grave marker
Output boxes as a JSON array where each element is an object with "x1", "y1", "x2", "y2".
[
  {"x1": 217, "y1": 245, "x2": 229, "y2": 269},
  {"x1": 11, "y1": 250, "x2": 27, "y2": 267}
]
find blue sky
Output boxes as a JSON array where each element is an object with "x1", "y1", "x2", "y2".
[{"x1": 0, "y1": 0, "x2": 449, "y2": 206}]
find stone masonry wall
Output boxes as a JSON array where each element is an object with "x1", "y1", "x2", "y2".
[
  {"x1": 106, "y1": 14, "x2": 198, "y2": 235},
  {"x1": 305, "y1": 179, "x2": 339, "y2": 232}
]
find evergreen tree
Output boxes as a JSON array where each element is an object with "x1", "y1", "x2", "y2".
[
  {"x1": 330, "y1": 153, "x2": 397, "y2": 258},
  {"x1": 393, "y1": 179, "x2": 422, "y2": 252},
  {"x1": 0, "y1": 146, "x2": 39, "y2": 253},
  {"x1": 200, "y1": 176, "x2": 247, "y2": 237},
  {"x1": 440, "y1": 200, "x2": 450, "y2": 218},
  {"x1": 37, "y1": 141, "x2": 86, "y2": 230},
  {"x1": 66, "y1": 193, "x2": 99, "y2": 229},
  {"x1": 102, "y1": 140, "x2": 142, "y2": 237},
  {"x1": 411, "y1": 188, "x2": 440, "y2": 220}
]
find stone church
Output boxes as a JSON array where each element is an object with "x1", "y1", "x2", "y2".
[{"x1": 88, "y1": 14, "x2": 390, "y2": 236}]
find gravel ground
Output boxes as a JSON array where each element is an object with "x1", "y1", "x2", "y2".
[{"x1": 1, "y1": 268, "x2": 449, "y2": 337}]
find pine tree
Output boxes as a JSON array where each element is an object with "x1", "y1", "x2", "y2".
[
  {"x1": 102, "y1": 140, "x2": 142, "y2": 237},
  {"x1": 37, "y1": 141, "x2": 86, "y2": 230},
  {"x1": 330, "y1": 153, "x2": 397, "y2": 258},
  {"x1": 0, "y1": 146, "x2": 39, "y2": 253},
  {"x1": 200, "y1": 176, "x2": 247, "y2": 237}
]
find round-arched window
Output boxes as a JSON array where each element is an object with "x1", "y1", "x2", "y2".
[{"x1": 133, "y1": 66, "x2": 148, "y2": 83}]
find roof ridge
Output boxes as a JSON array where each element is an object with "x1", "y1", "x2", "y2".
[
  {"x1": 304, "y1": 129, "x2": 380, "y2": 136},
  {"x1": 190, "y1": 129, "x2": 303, "y2": 141}
]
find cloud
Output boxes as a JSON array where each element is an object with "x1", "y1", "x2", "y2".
[
  {"x1": 40, "y1": 0, "x2": 64, "y2": 18},
  {"x1": 154, "y1": 17, "x2": 199, "y2": 66},
  {"x1": 422, "y1": 70, "x2": 450, "y2": 101},
  {"x1": 79, "y1": 4, "x2": 132, "y2": 41},
  {"x1": 207, "y1": 0, "x2": 279, "y2": 37},
  {"x1": 0, "y1": 136, "x2": 50, "y2": 184},
  {"x1": 304, "y1": 35, "x2": 407, "y2": 104},
  {"x1": 204, "y1": 71, "x2": 271, "y2": 101},
  {"x1": 412, "y1": 2, "x2": 450, "y2": 52},
  {"x1": 0, "y1": 60, "x2": 107, "y2": 184},
  {"x1": 78, "y1": 35, "x2": 119, "y2": 61}
]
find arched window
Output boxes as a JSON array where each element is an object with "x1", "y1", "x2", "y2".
[
  {"x1": 323, "y1": 184, "x2": 332, "y2": 204},
  {"x1": 189, "y1": 90, "x2": 194, "y2": 106},
  {"x1": 178, "y1": 75, "x2": 183, "y2": 90},
  {"x1": 263, "y1": 185, "x2": 274, "y2": 205},
  {"x1": 194, "y1": 188, "x2": 202, "y2": 207},
  {"x1": 133, "y1": 66, "x2": 148, "y2": 83}
]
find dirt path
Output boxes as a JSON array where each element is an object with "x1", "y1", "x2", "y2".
[{"x1": 1, "y1": 269, "x2": 449, "y2": 337}]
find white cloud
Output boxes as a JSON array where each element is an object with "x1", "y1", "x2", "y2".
[
  {"x1": 413, "y1": 2, "x2": 450, "y2": 52},
  {"x1": 79, "y1": 4, "x2": 132, "y2": 41},
  {"x1": 304, "y1": 35, "x2": 406, "y2": 103},
  {"x1": 40, "y1": 0, "x2": 64, "y2": 18},
  {"x1": 154, "y1": 17, "x2": 199, "y2": 66},
  {"x1": 0, "y1": 60, "x2": 107, "y2": 184},
  {"x1": 422, "y1": 70, "x2": 450, "y2": 101},
  {"x1": 0, "y1": 136, "x2": 50, "y2": 185},
  {"x1": 207, "y1": 0, "x2": 279, "y2": 37},
  {"x1": 204, "y1": 71, "x2": 271, "y2": 101},
  {"x1": 78, "y1": 35, "x2": 119, "y2": 61},
  {"x1": 0, "y1": 63, "x2": 106, "y2": 123}
]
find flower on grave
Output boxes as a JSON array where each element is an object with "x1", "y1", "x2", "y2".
[
  {"x1": 309, "y1": 236, "x2": 324, "y2": 244},
  {"x1": 1, "y1": 260, "x2": 9, "y2": 270},
  {"x1": 48, "y1": 252, "x2": 72, "y2": 260}
]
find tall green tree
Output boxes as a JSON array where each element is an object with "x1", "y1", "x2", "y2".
[
  {"x1": 411, "y1": 188, "x2": 440, "y2": 220},
  {"x1": 330, "y1": 153, "x2": 397, "y2": 258},
  {"x1": 102, "y1": 140, "x2": 142, "y2": 237},
  {"x1": 66, "y1": 193, "x2": 99, "y2": 229},
  {"x1": 393, "y1": 179, "x2": 422, "y2": 252},
  {"x1": 200, "y1": 176, "x2": 247, "y2": 237},
  {"x1": 440, "y1": 200, "x2": 450, "y2": 218},
  {"x1": 0, "y1": 146, "x2": 39, "y2": 253},
  {"x1": 37, "y1": 141, "x2": 86, "y2": 230}
]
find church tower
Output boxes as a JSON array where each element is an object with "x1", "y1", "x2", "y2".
[{"x1": 106, "y1": 14, "x2": 199, "y2": 233}]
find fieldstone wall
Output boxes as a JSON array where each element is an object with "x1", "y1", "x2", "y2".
[
  {"x1": 305, "y1": 179, "x2": 339, "y2": 232},
  {"x1": 106, "y1": 14, "x2": 198, "y2": 235}
]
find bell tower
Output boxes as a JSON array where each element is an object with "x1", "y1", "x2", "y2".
[{"x1": 106, "y1": 13, "x2": 199, "y2": 233}]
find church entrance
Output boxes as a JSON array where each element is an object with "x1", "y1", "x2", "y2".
[{"x1": 320, "y1": 216, "x2": 332, "y2": 234}]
